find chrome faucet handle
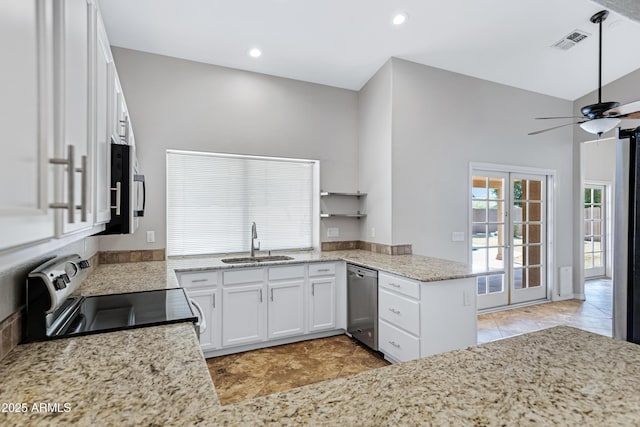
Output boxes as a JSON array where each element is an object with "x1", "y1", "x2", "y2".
[{"x1": 254, "y1": 240, "x2": 260, "y2": 251}]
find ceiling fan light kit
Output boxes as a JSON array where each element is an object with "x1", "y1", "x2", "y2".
[
  {"x1": 529, "y1": 10, "x2": 640, "y2": 137},
  {"x1": 579, "y1": 117, "x2": 621, "y2": 135}
]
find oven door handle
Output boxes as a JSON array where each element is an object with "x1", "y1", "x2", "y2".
[{"x1": 190, "y1": 299, "x2": 206, "y2": 334}]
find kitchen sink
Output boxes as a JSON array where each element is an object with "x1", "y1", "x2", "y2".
[{"x1": 221, "y1": 255, "x2": 294, "y2": 264}]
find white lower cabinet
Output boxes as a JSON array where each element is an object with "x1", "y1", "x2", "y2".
[
  {"x1": 378, "y1": 274, "x2": 421, "y2": 363},
  {"x1": 420, "y1": 277, "x2": 477, "y2": 358},
  {"x1": 187, "y1": 288, "x2": 219, "y2": 351},
  {"x1": 180, "y1": 262, "x2": 341, "y2": 355},
  {"x1": 222, "y1": 284, "x2": 266, "y2": 347},
  {"x1": 379, "y1": 320, "x2": 420, "y2": 362},
  {"x1": 268, "y1": 280, "x2": 304, "y2": 339},
  {"x1": 378, "y1": 273, "x2": 477, "y2": 363},
  {"x1": 309, "y1": 277, "x2": 336, "y2": 332}
]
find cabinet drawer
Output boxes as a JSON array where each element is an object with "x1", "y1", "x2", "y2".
[
  {"x1": 177, "y1": 271, "x2": 218, "y2": 288},
  {"x1": 268, "y1": 265, "x2": 305, "y2": 281},
  {"x1": 223, "y1": 268, "x2": 264, "y2": 285},
  {"x1": 379, "y1": 289, "x2": 420, "y2": 335},
  {"x1": 379, "y1": 272, "x2": 420, "y2": 299},
  {"x1": 379, "y1": 320, "x2": 420, "y2": 363},
  {"x1": 309, "y1": 262, "x2": 335, "y2": 277}
]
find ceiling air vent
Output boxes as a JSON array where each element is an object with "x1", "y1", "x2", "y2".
[{"x1": 551, "y1": 29, "x2": 590, "y2": 50}]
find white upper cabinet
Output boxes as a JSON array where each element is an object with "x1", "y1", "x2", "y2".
[
  {"x1": 0, "y1": 0, "x2": 56, "y2": 251},
  {"x1": 0, "y1": 0, "x2": 134, "y2": 252},
  {"x1": 52, "y1": 0, "x2": 94, "y2": 235},
  {"x1": 93, "y1": 10, "x2": 112, "y2": 225}
]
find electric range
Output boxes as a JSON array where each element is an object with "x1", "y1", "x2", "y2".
[{"x1": 24, "y1": 255, "x2": 197, "y2": 342}]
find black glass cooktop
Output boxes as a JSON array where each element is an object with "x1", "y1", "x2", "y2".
[{"x1": 52, "y1": 288, "x2": 197, "y2": 338}]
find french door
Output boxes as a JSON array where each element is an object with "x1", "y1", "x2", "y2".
[
  {"x1": 584, "y1": 184, "x2": 606, "y2": 278},
  {"x1": 472, "y1": 170, "x2": 548, "y2": 310}
]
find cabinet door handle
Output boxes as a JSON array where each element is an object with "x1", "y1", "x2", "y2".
[
  {"x1": 389, "y1": 308, "x2": 400, "y2": 315},
  {"x1": 49, "y1": 144, "x2": 75, "y2": 223},
  {"x1": 317, "y1": 268, "x2": 330, "y2": 272},
  {"x1": 260, "y1": 288, "x2": 263, "y2": 303},
  {"x1": 191, "y1": 278, "x2": 208, "y2": 283},
  {"x1": 389, "y1": 341, "x2": 400, "y2": 348},
  {"x1": 270, "y1": 288, "x2": 274, "y2": 301},
  {"x1": 312, "y1": 283, "x2": 315, "y2": 296},
  {"x1": 213, "y1": 293, "x2": 215, "y2": 309},
  {"x1": 389, "y1": 282, "x2": 401, "y2": 288},
  {"x1": 110, "y1": 182, "x2": 122, "y2": 215},
  {"x1": 75, "y1": 155, "x2": 88, "y2": 222}
]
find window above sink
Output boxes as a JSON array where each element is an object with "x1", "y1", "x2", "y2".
[{"x1": 166, "y1": 150, "x2": 320, "y2": 257}]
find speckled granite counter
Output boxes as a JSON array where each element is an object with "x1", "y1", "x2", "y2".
[
  {"x1": 4, "y1": 326, "x2": 640, "y2": 425},
  {"x1": 0, "y1": 323, "x2": 218, "y2": 426},
  {"x1": 207, "y1": 326, "x2": 640, "y2": 425},
  {"x1": 82, "y1": 250, "x2": 483, "y2": 296}
]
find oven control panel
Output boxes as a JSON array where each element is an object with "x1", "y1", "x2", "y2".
[{"x1": 28, "y1": 255, "x2": 90, "y2": 313}]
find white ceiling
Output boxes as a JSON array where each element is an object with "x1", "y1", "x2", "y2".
[{"x1": 98, "y1": 0, "x2": 640, "y2": 101}]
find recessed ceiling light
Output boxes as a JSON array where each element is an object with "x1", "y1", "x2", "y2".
[
  {"x1": 392, "y1": 13, "x2": 408, "y2": 26},
  {"x1": 249, "y1": 48, "x2": 262, "y2": 58}
]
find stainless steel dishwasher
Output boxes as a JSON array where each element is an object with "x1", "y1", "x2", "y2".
[{"x1": 347, "y1": 264, "x2": 378, "y2": 351}]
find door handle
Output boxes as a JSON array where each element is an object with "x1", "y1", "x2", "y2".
[
  {"x1": 110, "y1": 182, "x2": 122, "y2": 215},
  {"x1": 75, "y1": 155, "x2": 88, "y2": 222},
  {"x1": 270, "y1": 288, "x2": 274, "y2": 301},
  {"x1": 49, "y1": 144, "x2": 75, "y2": 223},
  {"x1": 260, "y1": 288, "x2": 263, "y2": 303}
]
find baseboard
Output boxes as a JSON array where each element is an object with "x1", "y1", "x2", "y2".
[
  {"x1": 574, "y1": 293, "x2": 586, "y2": 301},
  {"x1": 202, "y1": 329, "x2": 345, "y2": 358},
  {"x1": 553, "y1": 294, "x2": 575, "y2": 302}
]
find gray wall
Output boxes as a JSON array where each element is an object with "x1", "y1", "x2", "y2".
[
  {"x1": 574, "y1": 67, "x2": 640, "y2": 289},
  {"x1": 391, "y1": 59, "x2": 575, "y2": 275},
  {"x1": 584, "y1": 140, "x2": 616, "y2": 183},
  {"x1": 100, "y1": 47, "x2": 360, "y2": 252},
  {"x1": 357, "y1": 60, "x2": 393, "y2": 245}
]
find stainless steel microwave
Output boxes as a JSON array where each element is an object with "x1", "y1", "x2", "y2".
[{"x1": 101, "y1": 142, "x2": 145, "y2": 235}]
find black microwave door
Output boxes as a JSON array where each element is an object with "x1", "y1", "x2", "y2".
[{"x1": 101, "y1": 144, "x2": 131, "y2": 235}]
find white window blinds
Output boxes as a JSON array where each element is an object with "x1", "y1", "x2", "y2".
[{"x1": 167, "y1": 151, "x2": 315, "y2": 256}]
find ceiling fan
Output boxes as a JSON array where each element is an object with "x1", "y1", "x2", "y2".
[{"x1": 529, "y1": 10, "x2": 640, "y2": 137}]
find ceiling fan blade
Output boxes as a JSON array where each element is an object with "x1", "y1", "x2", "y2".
[
  {"x1": 604, "y1": 101, "x2": 640, "y2": 117},
  {"x1": 528, "y1": 121, "x2": 586, "y2": 136},
  {"x1": 619, "y1": 111, "x2": 640, "y2": 120},
  {"x1": 534, "y1": 116, "x2": 585, "y2": 120}
]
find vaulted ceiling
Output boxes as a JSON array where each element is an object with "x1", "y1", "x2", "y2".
[{"x1": 99, "y1": 0, "x2": 640, "y2": 100}]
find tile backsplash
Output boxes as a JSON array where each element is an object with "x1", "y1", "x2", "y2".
[
  {"x1": 321, "y1": 240, "x2": 412, "y2": 255},
  {"x1": 99, "y1": 249, "x2": 165, "y2": 264},
  {"x1": 0, "y1": 311, "x2": 21, "y2": 361}
]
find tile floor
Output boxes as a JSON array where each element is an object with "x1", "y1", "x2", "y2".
[
  {"x1": 207, "y1": 334, "x2": 389, "y2": 405},
  {"x1": 477, "y1": 279, "x2": 612, "y2": 344},
  {"x1": 208, "y1": 280, "x2": 612, "y2": 405}
]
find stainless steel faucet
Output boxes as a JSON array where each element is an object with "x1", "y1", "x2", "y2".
[{"x1": 250, "y1": 222, "x2": 260, "y2": 257}]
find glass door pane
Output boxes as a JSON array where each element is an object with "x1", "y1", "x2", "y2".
[
  {"x1": 584, "y1": 184, "x2": 606, "y2": 277},
  {"x1": 510, "y1": 174, "x2": 547, "y2": 304},
  {"x1": 473, "y1": 173, "x2": 509, "y2": 310}
]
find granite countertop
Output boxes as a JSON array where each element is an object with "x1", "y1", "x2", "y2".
[
  {"x1": 208, "y1": 326, "x2": 640, "y2": 425},
  {"x1": 4, "y1": 326, "x2": 640, "y2": 425},
  {"x1": 0, "y1": 323, "x2": 218, "y2": 426},
  {"x1": 82, "y1": 249, "x2": 486, "y2": 296}
]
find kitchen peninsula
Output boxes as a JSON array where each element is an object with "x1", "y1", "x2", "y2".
[{"x1": 1, "y1": 323, "x2": 638, "y2": 425}]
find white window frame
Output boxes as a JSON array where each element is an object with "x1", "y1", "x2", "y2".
[{"x1": 166, "y1": 149, "x2": 320, "y2": 257}]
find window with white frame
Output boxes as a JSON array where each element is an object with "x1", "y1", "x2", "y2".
[{"x1": 166, "y1": 150, "x2": 317, "y2": 256}]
